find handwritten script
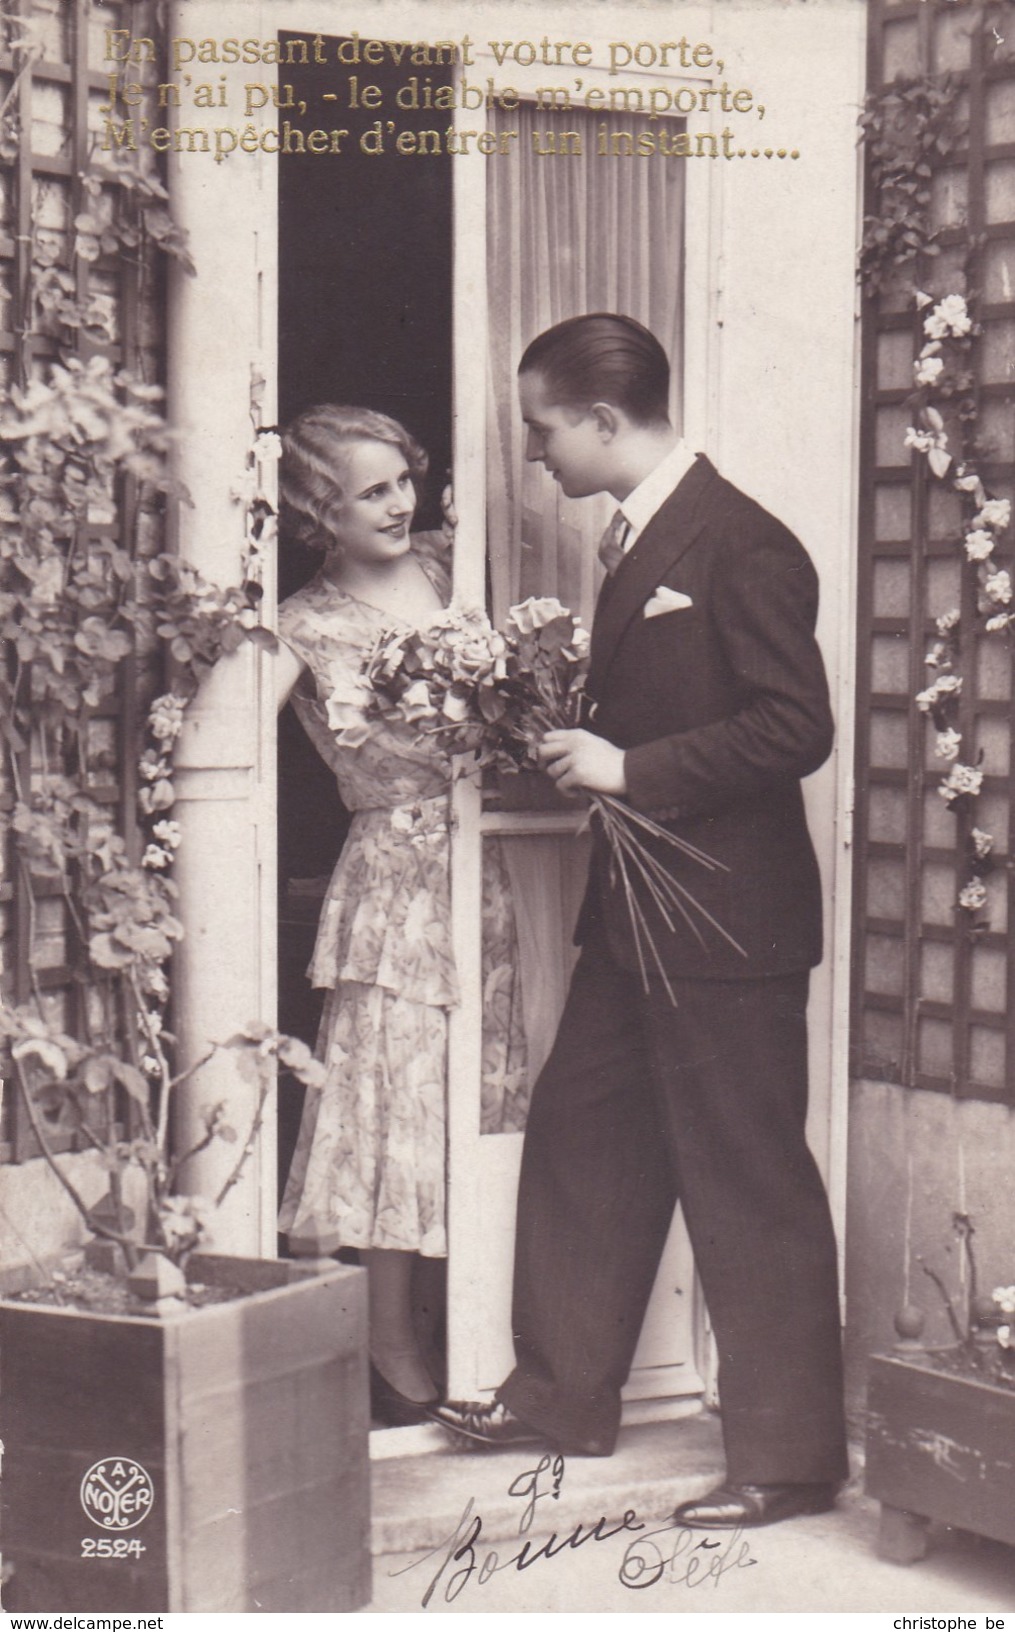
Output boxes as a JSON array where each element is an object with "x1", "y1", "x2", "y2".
[
  {"x1": 390, "y1": 1454, "x2": 757, "y2": 1607},
  {"x1": 618, "y1": 1515, "x2": 757, "y2": 1590}
]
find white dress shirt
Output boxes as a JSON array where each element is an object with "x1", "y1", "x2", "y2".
[{"x1": 617, "y1": 439, "x2": 698, "y2": 553}]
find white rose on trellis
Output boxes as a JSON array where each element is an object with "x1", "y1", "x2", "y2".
[
  {"x1": 916, "y1": 673, "x2": 962, "y2": 711},
  {"x1": 900, "y1": 294, "x2": 1009, "y2": 925},
  {"x1": 906, "y1": 405, "x2": 952, "y2": 476},
  {"x1": 923, "y1": 293, "x2": 973, "y2": 339},
  {"x1": 958, "y1": 879, "x2": 988, "y2": 913},
  {"x1": 939, "y1": 763, "x2": 985, "y2": 804},
  {"x1": 914, "y1": 353, "x2": 945, "y2": 387},
  {"x1": 974, "y1": 498, "x2": 1011, "y2": 532},
  {"x1": 904, "y1": 425, "x2": 946, "y2": 455},
  {"x1": 972, "y1": 828, "x2": 994, "y2": 859},
  {"x1": 964, "y1": 529, "x2": 995, "y2": 562},
  {"x1": 148, "y1": 692, "x2": 188, "y2": 743},
  {"x1": 152, "y1": 819, "x2": 182, "y2": 849},
  {"x1": 984, "y1": 569, "x2": 1012, "y2": 605}
]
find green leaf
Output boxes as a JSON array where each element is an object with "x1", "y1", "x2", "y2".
[
  {"x1": 112, "y1": 1060, "x2": 150, "y2": 1103},
  {"x1": 89, "y1": 931, "x2": 132, "y2": 969}
]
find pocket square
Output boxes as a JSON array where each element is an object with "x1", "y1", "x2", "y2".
[{"x1": 644, "y1": 586, "x2": 694, "y2": 619}]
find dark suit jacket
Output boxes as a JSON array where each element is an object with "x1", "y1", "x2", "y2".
[{"x1": 576, "y1": 454, "x2": 834, "y2": 981}]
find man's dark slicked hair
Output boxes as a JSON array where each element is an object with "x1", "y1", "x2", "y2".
[{"x1": 519, "y1": 313, "x2": 671, "y2": 426}]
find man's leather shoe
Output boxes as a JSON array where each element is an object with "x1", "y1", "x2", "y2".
[
  {"x1": 433, "y1": 1399, "x2": 544, "y2": 1447},
  {"x1": 673, "y1": 1481, "x2": 838, "y2": 1530}
]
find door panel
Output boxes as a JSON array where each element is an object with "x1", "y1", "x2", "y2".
[{"x1": 447, "y1": 92, "x2": 701, "y2": 1402}]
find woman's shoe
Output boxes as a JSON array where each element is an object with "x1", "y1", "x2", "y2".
[{"x1": 369, "y1": 1361, "x2": 438, "y2": 1428}]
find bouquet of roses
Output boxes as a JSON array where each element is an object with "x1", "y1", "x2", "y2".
[{"x1": 359, "y1": 596, "x2": 743, "y2": 998}]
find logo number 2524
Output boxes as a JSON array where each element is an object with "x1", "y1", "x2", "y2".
[{"x1": 81, "y1": 1537, "x2": 147, "y2": 1559}]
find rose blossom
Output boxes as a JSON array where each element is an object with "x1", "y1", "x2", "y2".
[
  {"x1": 152, "y1": 819, "x2": 182, "y2": 849},
  {"x1": 148, "y1": 693, "x2": 187, "y2": 742},
  {"x1": 985, "y1": 570, "x2": 1012, "y2": 605},
  {"x1": 442, "y1": 631, "x2": 507, "y2": 684},
  {"x1": 939, "y1": 763, "x2": 984, "y2": 803},
  {"x1": 923, "y1": 293, "x2": 972, "y2": 339},
  {"x1": 399, "y1": 679, "x2": 438, "y2": 723},
  {"x1": 914, "y1": 355, "x2": 945, "y2": 387},
  {"x1": 958, "y1": 879, "x2": 988, "y2": 912},
  {"x1": 935, "y1": 728, "x2": 962, "y2": 761},
  {"x1": 964, "y1": 529, "x2": 995, "y2": 562},
  {"x1": 508, "y1": 596, "x2": 571, "y2": 634},
  {"x1": 974, "y1": 498, "x2": 1011, "y2": 532},
  {"x1": 915, "y1": 674, "x2": 961, "y2": 711},
  {"x1": 972, "y1": 827, "x2": 994, "y2": 859}
]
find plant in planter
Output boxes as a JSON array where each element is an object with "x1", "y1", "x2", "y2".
[
  {"x1": 0, "y1": 50, "x2": 369, "y2": 1613},
  {"x1": 865, "y1": 1215, "x2": 1015, "y2": 1564}
]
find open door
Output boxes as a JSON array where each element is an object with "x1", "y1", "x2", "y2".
[{"x1": 446, "y1": 80, "x2": 709, "y2": 1410}]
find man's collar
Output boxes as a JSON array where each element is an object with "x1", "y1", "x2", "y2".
[{"x1": 618, "y1": 440, "x2": 697, "y2": 542}]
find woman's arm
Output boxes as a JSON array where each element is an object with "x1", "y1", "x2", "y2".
[{"x1": 275, "y1": 638, "x2": 307, "y2": 713}]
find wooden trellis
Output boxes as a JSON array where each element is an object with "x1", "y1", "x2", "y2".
[
  {"x1": 854, "y1": 0, "x2": 1015, "y2": 1103},
  {"x1": 0, "y1": 0, "x2": 163, "y2": 1160}
]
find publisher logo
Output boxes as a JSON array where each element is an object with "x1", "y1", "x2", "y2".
[{"x1": 80, "y1": 1458, "x2": 155, "y2": 1530}]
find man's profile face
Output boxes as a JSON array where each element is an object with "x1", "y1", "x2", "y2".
[{"x1": 518, "y1": 370, "x2": 608, "y2": 499}]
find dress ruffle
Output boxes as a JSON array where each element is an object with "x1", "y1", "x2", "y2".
[{"x1": 307, "y1": 798, "x2": 458, "y2": 1007}]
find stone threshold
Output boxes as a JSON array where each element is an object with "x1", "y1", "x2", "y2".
[{"x1": 369, "y1": 1410, "x2": 727, "y2": 1555}]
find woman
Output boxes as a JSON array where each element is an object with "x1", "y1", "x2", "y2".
[{"x1": 274, "y1": 404, "x2": 526, "y2": 1425}]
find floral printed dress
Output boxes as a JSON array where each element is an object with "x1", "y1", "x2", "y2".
[{"x1": 276, "y1": 532, "x2": 527, "y2": 1258}]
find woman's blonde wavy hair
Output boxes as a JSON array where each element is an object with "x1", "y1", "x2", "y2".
[{"x1": 280, "y1": 403, "x2": 429, "y2": 553}]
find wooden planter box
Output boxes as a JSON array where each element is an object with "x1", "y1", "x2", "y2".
[
  {"x1": 0, "y1": 1254, "x2": 370, "y2": 1612},
  {"x1": 865, "y1": 1352, "x2": 1015, "y2": 1563}
]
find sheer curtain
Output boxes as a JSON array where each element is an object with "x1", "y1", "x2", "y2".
[
  {"x1": 482, "y1": 105, "x2": 686, "y2": 1110},
  {"x1": 486, "y1": 103, "x2": 685, "y2": 629}
]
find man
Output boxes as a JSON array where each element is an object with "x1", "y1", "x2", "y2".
[{"x1": 436, "y1": 314, "x2": 848, "y2": 1528}]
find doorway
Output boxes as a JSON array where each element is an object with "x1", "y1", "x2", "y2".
[
  {"x1": 275, "y1": 44, "x2": 455, "y2": 1408},
  {"x1": 274, "y1": 39, "x2": 704, "y2": 1423},
  {"x1": 275, "y1": 40, "x2": 453, "y2": 1199}
]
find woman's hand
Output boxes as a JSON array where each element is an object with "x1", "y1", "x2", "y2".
[{"x1": 537, "y1": 729, "x2": 627, "y2": 795}]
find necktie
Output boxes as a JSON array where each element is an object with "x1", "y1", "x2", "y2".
[{"x1": 597, "y1": 509, "x2": 630, "y2": 575}]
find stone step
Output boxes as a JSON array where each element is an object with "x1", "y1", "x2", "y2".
[{"x1": 369, "y1": 1411, "x2": 726, "y2": 1555}]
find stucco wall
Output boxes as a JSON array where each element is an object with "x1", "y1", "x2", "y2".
[{"x1": 845, "y1": 1077, "x2": 1015, "y2": 1417}]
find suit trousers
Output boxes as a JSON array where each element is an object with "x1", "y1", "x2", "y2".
[{"x1": 498, "y1": 941, "x2": 849, "y2": 1483}]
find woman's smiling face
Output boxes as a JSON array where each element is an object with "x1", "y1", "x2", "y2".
[{"x1": 330, "y1": 440, "x2": 417, "y2": 564}]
